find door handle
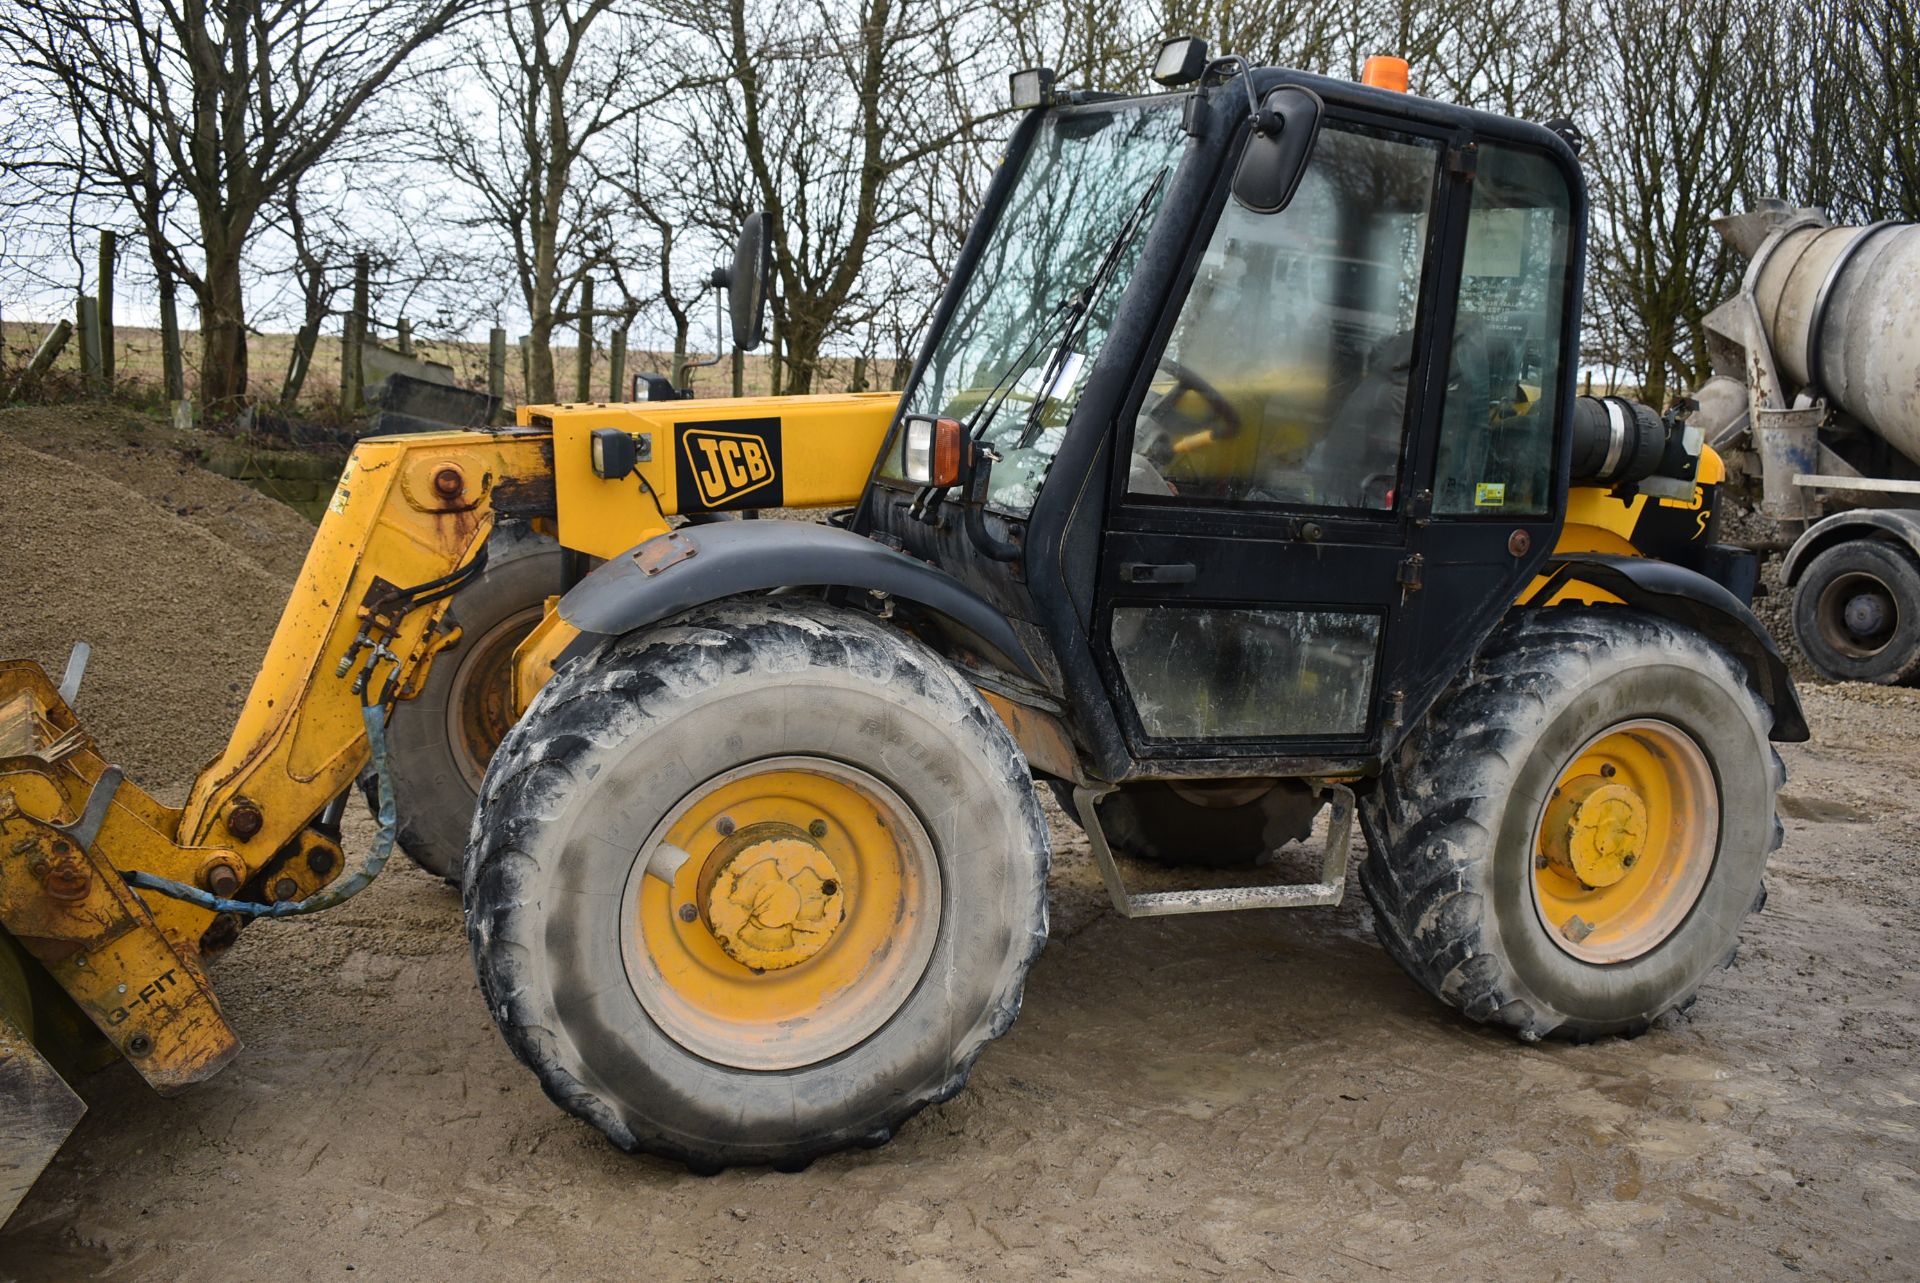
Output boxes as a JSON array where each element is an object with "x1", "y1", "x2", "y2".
[{"x1": 1120, "y1": 561, "x2": 1197, "y2": 585}]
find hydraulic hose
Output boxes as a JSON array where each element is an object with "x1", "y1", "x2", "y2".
[{"x1": 124, "y1": 702, "x2": 399, "y2": 919}]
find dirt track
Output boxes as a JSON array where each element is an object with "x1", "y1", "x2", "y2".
[{"x1": 2, "y1": 412, "x2": 1918, "y2": 1280}]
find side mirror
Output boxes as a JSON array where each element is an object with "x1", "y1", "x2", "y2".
[
  {"x1": 1230, "y1": 85, "x2": 1324, "y2": 215},
  {"x1": 721, "y1": 211, "x2": 773, "y2": 352}
]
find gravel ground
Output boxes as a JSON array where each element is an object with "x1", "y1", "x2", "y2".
[{"x1": 0, "y1": 419, "x2": 1916, "y2": 1281}]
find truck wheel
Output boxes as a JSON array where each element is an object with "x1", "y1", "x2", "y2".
[
  {"x1": 382, "y1": 522, "x2": 562, "y2": 881},
  {"x1": 1790, "y1": 539, "x2": 1920, "y2": 684},
  {"x1": 465, "y1": 597, "x2": 1050, "y2": 1171},
  {"x1": 1359, "y1": 609, "x2": 1783, "y2": 1041},
  {"x1": 1049, "y1": 779, "x2": 1321, "y2": 868}
]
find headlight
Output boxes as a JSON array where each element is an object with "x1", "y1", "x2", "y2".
[
  {"x1": 899, "y1": 416, "x2": 966, "y2": 487},
  {"x1": 902, "y1": 417, "x2": 934, "y2": 483},
  {"x1": 590, "y1": 428, "x2": 639, "y2": 479}
]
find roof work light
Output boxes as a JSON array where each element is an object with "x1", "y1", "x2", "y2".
[
  {"x1": 1151, "y1": 36, "x2": 1209, "y2": 87},
  {"x1": 1009, "y1": 66, "x2": 1055, "y2": 109}
]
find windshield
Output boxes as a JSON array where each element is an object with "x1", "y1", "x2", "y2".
[{"x1": 884, "y1": 98, "x2": 1187, "y2": 512}]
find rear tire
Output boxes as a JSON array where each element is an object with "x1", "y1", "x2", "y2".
[
  {"x1": 1790, "y1": 539, "x2": 1920, "y2": 685},
  {"x1": 1359, "y1": 609, "x2": 1783, "y2": 1041},
  {"x1": 465, "y1": 596, "x2": 1050, "y2": 1170},
  {"x1": 382, "y1": 522, "x2": 562, "y2": 882}
]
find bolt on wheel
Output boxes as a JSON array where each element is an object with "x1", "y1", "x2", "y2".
[
  {"x1": 1530, "y1": 718, "x2": 1719, "y2": 964},
  {"x1": 620, "y1": 757, "x2": 942, "y2": 1071}
]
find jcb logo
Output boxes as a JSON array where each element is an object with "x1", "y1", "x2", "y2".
[{"x1": 676, "y1": 418, "x2": 783, "y2": 511}]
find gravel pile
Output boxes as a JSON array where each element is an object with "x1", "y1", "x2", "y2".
[{"x1": 0, "y1": 434, "x2": 295, "y2": 799}]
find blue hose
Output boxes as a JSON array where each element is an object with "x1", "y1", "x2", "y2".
[{"x1": 124, "y1": 703, "x2": 399, "y2": 919}]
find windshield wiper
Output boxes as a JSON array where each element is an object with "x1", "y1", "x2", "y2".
[{"x1": 1013, "y1": 165, "x2": 1169, "y2": 449}]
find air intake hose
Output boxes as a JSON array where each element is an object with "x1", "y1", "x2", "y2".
[{"x1": 1569, "y1": 395, "x2": 1699, "y2": 494}]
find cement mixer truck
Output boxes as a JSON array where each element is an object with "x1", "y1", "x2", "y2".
[{"x1": 1700, "y1": 201, "x2": 1920, "y2": 683}]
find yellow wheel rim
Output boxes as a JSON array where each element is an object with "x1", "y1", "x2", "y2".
[
  {"x1": 619, "y1": 757, "x2": 941, "y2": 1071},
  {"x1": 1530, "y1": 719, "x2": 1718, "y2": 964},
  {"x1": 445, "y1": 605, "x2": 543, "y2": 789}
]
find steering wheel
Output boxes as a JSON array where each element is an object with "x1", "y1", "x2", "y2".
[{"x1": 1150, "y1": 357, "x2": 1243, "y2": 445}]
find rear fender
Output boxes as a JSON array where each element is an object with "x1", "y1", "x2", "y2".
[
  {"x1": 1528, "y1": 553, "x2": 1809, "y2": 742},
  {"x1": 555, "y1": 521, "x2": 1045, "y2": 684},
  {"x1": 1780, "y1": 509, "x2": 1920, "y2": 585}
]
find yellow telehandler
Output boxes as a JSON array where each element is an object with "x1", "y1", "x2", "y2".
[{"x1": 1, "y1": 43, "x2": 1803, "y2": 1206}]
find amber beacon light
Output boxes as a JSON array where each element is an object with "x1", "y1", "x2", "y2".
[{"x1": 1361, "y1": 55, "x2": 1409, "y2": 92}]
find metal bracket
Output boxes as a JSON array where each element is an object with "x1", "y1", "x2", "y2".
[
  {"x1": 1070, "y1": 781, "x2": 1354, "y2": 918},
  {"x1": 57, "y1": 641, "x2": 90, "y2": 707},
  {"x1": 54, "y1": 765, "x2": 122, "y2": 852}
]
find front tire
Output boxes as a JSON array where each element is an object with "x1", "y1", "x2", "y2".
[
  {"x1": 1359, "y1": 609, "x2": 1783, "y2": 1041},
  {"x1": 465, "y1": 597, "x2": 1050, "y2": 1170}
]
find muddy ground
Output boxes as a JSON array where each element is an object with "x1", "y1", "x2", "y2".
[{"x1": 1, "y1": 410, "x2": 1917, "y2": 1281}]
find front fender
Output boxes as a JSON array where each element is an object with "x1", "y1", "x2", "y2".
[
  {"x1": 1539, "y1": 553, "x2": 1808, "y2": 742},
  {"x1": 556, "y1": 521, "x2": 1044, "y2": 683}
]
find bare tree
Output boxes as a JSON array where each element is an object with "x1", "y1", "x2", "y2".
[
  {"x1": 1, "y1": 0, "x2": 468, "y2": 407},
  {"x1": 1580, "y1": 0, "x2": 1779, "y2": 404},
  {"x1": 413, "y1": 0, "x2": 690, "y2": 402},
  {"x1": 668, "y1": 0, "x2": 1014, "y2": 393},
  {"x1": 1787, "y1": 0, "x2": 1918, "y2": 223}
]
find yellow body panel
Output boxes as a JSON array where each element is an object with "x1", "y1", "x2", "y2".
[
  {"x1": 526, "y1": 392, "x2": 899, "y2": 560},
  {"x1": 1526, "y1": 446, "x2": 1727, "y2": 606}
]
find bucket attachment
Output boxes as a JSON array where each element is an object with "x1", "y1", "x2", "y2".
[{"x1": 0, "y1": 1000, "x2": 86, "y2": 1229}]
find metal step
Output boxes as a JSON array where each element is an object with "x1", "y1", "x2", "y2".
[{"x1": 1070, "y1": 781, "x2": 1354, "y2": 918}]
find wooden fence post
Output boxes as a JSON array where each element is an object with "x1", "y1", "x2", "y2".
[
  {"x1": 397, "y1": 317, "x2": 413, "y2": 357},
  {"x1": 75, "y1": 295, "x2": 102, "y2": 387},
  {"x1": 281, "y1": 320, "x2": 320, "y2": 407},
  {"x1": 575, "y1": 279, "x2": 594, "y2": 402},
  {"x1": 732, "y1": 349, "x2": 744, "y2": 398},
  {"x1": 97, "y1": 230, "x2": 116, "y2": 386},
  {"x1": 340, "y1": 252, "x2": 369, "y2": 412},
  {"x1": 489, "y1": 327, "x2": 507, "y2": 420},
  {"x1": 850, "y1": 354, "x2": 868, "y2": 393},
  {"x1": 609, "y1": 326, "x2": 627, "y2": 402},
  {"x1": 23, "y1": 319, "x2": 73, "y2": 382},
  {"x1": 158, "y1": 264, "x2": 187, "y2": 404}
]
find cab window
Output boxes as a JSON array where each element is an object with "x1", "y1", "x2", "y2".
[
  {"x1": 1126, "y1": 122, "x2": 1442, "y2": 511},
  {"x1": 1430, "y1": 143, "x2": 1574, "y2": 516}
]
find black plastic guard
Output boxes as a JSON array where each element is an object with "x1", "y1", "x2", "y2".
[
  {"x1": 1539, "y1": 553, "x2": 1809, "y2": 742},
  {"x1": 556, "y1": 521, "x2": 1044, "y2": 683}
]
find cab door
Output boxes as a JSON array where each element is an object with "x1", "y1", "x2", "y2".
[{"x1": 1096, "y1": 115, "x2": 1577, "y2": 763}]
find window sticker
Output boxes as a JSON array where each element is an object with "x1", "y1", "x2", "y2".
[{"x1": 1474, "y1": 481, "x2": 1506, "y2": 507}]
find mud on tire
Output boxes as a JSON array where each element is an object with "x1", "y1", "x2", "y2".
[
  {"x1": 463, "y1": 596, "x2": 1050, "y2": 1171},
  {"x1": 1358, "y1": 608, "x2": 1785, "y2": 1041}
]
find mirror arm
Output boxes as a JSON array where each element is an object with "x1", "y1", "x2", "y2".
[
  {"x1": 962, "y1": 452, "x2": 1022, "y2": 563},
  {"x1": 682, "y1": 288, "x2": 727, "y2": 372}
]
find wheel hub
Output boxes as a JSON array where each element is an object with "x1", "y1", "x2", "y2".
[
  {"x1": 702, "y1": 830, "x2": 846, "y2": 970},
  {"x1": 1530, "y1": 720, "x2": 1719, "y2": 964},
  {"x1": 1542, "y1": 777, "x2": 1648, "y2": 889},
  {"x1": 620, "y1": 758, "x2": 943, "y2": 1071},
  {"x1": 1844, "y1": 590, "x2": 1891, "y2": 638}
]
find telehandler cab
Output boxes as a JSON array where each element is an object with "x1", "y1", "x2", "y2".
[{"x1": 0, "y1": 43, "x2": 1802, "y2": 1200}]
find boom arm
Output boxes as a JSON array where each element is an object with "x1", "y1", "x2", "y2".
[
  {"x1": 0, "y1": 392, "x2": 898, "y2": 1101},
  {"x1": 0, "y1": 428, "x2": 576, "y2": 1096}
]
